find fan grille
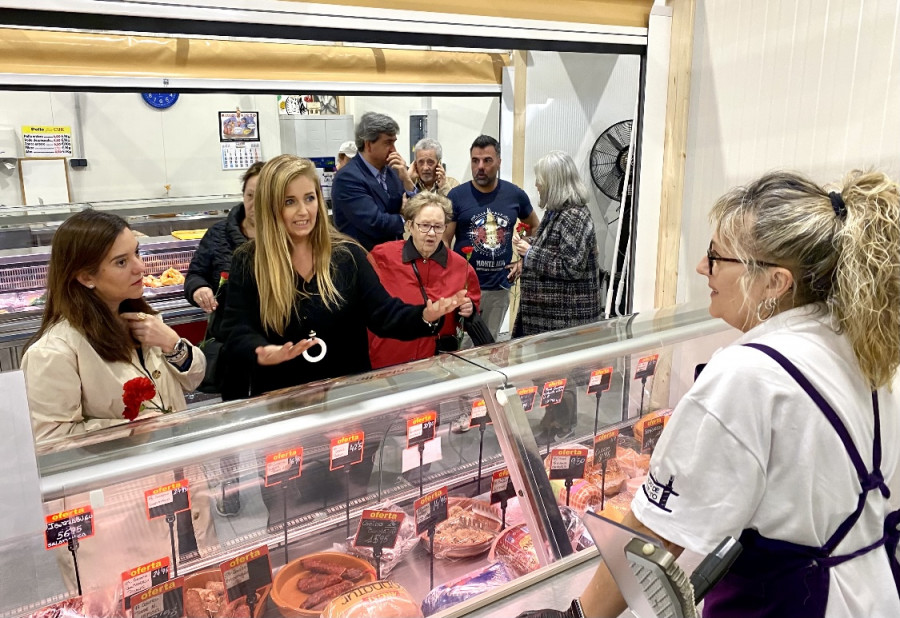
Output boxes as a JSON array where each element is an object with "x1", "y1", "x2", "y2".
[{"x1": 590, "y1": 119, "x2": 632, "y2": 201}]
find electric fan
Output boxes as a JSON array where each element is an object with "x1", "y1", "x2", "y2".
[{"x1": 590, "y1": 119, "x2": 632, "y2": 201}]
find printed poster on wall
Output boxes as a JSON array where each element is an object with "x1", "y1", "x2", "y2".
[
  {"x1": 22, "y1": 126, "x2": 73, "y2": 157},
  {"x1": 219, "y1": 111, "x2": 259, "y2": 142}
]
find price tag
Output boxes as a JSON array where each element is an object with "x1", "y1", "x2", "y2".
[
  {"x1": 414, "y1": 487, "x2": 449, "y2": 535},
  {"x1": 540, "y1": 378, "x2": 568, "y2": 407},
  {"x1": 548, "y1": 447, "x2": 589, "y2": 481},
  {"x1": 517, "y1": 386, "x2": 538, "y2": 412},
  {"x1": 587, "y1": 367, "x2": 614, "y2": 395},
  {"x1": 264, "y1": 447, "x2": 303, "y2": 487},
  {"x1": 329, "y1": 432, "x2": 365, "y2": 470},
  {"x1": 490, "y1": 469, "x2": 517, "y2": 505},
  {"x1": 129, "y1": 577, "x2": 184, "y2": 618},
  {"x1": 44, "y1": 506, "x2": 95, "y2": 549},
  {"x1": 634, "y1": 354, "x2": 660, "y2": 380},
  {"x1": 641, "y1": 416, "x2": 666, "y2": 454},
  {"x1": 144, "y1": 480, "x2": 190, "y2": 520},
  {"x1": 469, "y1": 399, "x2": 491, "y2": 427},
  {"x1": 593, "y1": 429, "x2": 619, "y2": 468},
  {"x1": 354, "y1": 510, "x2": 405, "y2": 549},
  {"x1": 406, "y1": 411, "x2": 437, "y2": 448},
  {"x1": 122, "y1": 557, "x2": 170, "y2": 611},
  {"x1": 220, "y1": 545, "x2": 273, "y2": 603}
]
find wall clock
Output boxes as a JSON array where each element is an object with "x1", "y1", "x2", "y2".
[{"x1": 141, "y1": 92, "x2": 179, "y2": 109}]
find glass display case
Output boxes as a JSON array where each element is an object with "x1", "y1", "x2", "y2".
[
  {"x1": 0, "y1": 196, "x2": 239, "y2": 370},
  {"x1": 2, "y1": 302, "x2": 739, "y2": 618}
]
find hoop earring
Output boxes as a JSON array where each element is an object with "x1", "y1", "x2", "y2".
[
  {"x1": 755, "y1": 297, "x2": 777, "y2": 322},
  {"x1": 302, "y1": 330, "x2": 327, "y2": 363}
]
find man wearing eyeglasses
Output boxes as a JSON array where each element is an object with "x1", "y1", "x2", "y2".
[{"x1": 332, "y1": 112, "x2": 417, "y2": 250}]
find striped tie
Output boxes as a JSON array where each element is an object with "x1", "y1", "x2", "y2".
[{"x1": 377, "y1": 169, "x2": 388, "y2": 192}]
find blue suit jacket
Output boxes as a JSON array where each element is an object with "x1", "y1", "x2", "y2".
[{"x1": 331, "y1": 154, "x2": 405, "y2": 250}]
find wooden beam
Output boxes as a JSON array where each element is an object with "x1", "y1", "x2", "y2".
[{"x1": 654, "y1": 0, "x2": 696, "y2": 308}]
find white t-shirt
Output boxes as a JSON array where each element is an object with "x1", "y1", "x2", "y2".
[{"x1": 631, "y1": 306, "x2": 900, "y2": 617}]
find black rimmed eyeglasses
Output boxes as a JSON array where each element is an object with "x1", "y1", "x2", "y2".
[
  {"x1": 414, "y1": 223, "x2": 446, "y2": 234},
  {"x1": 707, "y1": 241, "x2": 780, "y2": 273}
]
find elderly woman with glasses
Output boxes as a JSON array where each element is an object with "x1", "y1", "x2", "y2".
[
  {"x1": 367, "y1": 192, "x2": 481, "y2": 368},
  {"x1": 522, "y1": 170, "x2": 900, "y2": 618}
]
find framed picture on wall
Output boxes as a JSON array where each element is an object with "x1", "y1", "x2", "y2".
[{"x1": 218, "y1": 111, "x2": 260, "y2": 142}]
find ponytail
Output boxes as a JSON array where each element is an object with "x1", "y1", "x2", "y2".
[{"x1": 831, "y1": 170, "x2": 900, "y2": 388}]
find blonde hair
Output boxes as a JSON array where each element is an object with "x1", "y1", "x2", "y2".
[
  {"x1": 252, "y1": 154, "x2": 355, "y2": 336},
  {"x1": 534, "y1": 150, "x2": 589, "y2": 211},
  {"x1": 711, "y1": 170, "x2": 900, "y2": 388},
  {"x1": 401, "y1": 191, "x2": 452, "y2": 223}
]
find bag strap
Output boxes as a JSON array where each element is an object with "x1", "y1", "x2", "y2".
[{"x1": 410, "y1": 260, "x2": 430, "y2": 304}]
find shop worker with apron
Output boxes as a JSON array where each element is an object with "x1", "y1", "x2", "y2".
[{"x1": 526, "y1": 170, "x2": 900, "y2": 618}]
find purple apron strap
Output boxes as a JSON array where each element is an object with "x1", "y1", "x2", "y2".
[{"x1": 702, "y1": 344, "x2": 899, "y2": 617}]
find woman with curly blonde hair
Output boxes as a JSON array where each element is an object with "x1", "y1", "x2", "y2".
[
  {"x1": 218, "y1": 154, "x2": 465, "y2": 399},
  {"x1": 535, "y1": 170, "x2": 900, "y2": 618}
]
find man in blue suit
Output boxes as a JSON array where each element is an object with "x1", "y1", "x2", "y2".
[{"x1": 332, "y1": 112, "x2": 417, "y2": 250}]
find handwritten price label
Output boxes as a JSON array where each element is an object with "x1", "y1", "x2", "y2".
[
  {"x1": 593, "y1": 429, "x2": 619, "y2": 467},
  {"x1": 540, "y1": 378, "x2": 568, "y2": 407},
  {"x1": 354, "y1": 510, "x2": 404, "y2": 549},
  {"x1": 44, "y1": 506, "x2": 95, "y2": 549},
  {"x1": 414, "y1": 487, "x2": 449, "y2": 535},
  {"x1": 129, "y1": 577, "x2": 183, "y2": 618},
  {"x1": 330, "y1": 432, "x2": 365, "y2": 470},
  {"x1": 406, "y1": 411, "x2": 437, "y2": 448},
  {"x1": 490, "y1": 469, "x2": 517, "y2": 504},
  {"x1": 548, "y1": 447, "x2": 588, "y2": 481},
  {"x1": 469, "y1": 399, "x2": 491, "y2": 427},
  {"x1": 122, "y1": 557, "x2": 170, "y2": 611},
  {"x1": 144, "y1": 480, "x2": 190, "y2": 520},
  {"x1": 264, "y1": 447, "x2": 303, "y2": 487},
  {"x1": 220, "y1": 546, "x2": 272, "y2": 603},
  {"x1": 641, "y1": 416, "x2": 666, "y2": 454},
  {"x1": 587, "y1": 367, "x2": 614, "y2": 395},
  {"x1": 517, "y1": 386, "x2": 538, "y2": 412},
  {"x1": 634, "y1": 354, "x2": 660, "y2": 380}
]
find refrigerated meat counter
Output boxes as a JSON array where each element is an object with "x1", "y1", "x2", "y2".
[
  {"x1": 1, "y1": 302, "x2": 740, "y2": 618},
  {"x1": 0, "y1": 195, "x2": 239, "y2": 370}
]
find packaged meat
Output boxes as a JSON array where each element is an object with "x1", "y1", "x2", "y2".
[
  {"x1": 616, "y1": 446, "x2": 652, "y2": 478},
  {"x1": 183, "y1": 569, "x2": 268, "y2": 618},
  {"x1": 632, "y1": 408, "x2": 673, "y2": 444},
  {"x1": 551, "y1": 479, "x2": 604, "y2": 515},
  {"x1": 28, "y1": 598, "x2": 84, "y2": 618},
  {"x1": 321, "y1": 580, "x2": 423, "y2": 618},
  {"x1": 421, "y1": 562, "x2": 512, "y2": 616},
  {"x1": 489, "y1": 523, "x2": 540, "y2": 578},
  {"x1": 598, "y1": 491, "x2": 634, "y2": 523},
  {"x1": 585, "y1": 458, "x2": 628, "y2": 496},
  {"x1": 270, "y1": 552, "x2": 376, "y2": 617},
  {"x1": 337, "y1": 501, "x2": 418, "y2": 577}
]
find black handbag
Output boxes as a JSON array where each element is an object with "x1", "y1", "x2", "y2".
[
  {"x1": 197, "y1": 279, "x2": 229, "y2": 393},
  {"x1": 461, "y1": 311, "x2": 495, "y2": 346}
]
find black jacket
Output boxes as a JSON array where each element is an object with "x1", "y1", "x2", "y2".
[
  {"x1": 217, "y1": 241, "x2": 436, "y2": 400},
  {"x1": 184, "y1": 203, "x2": 249, "y2": 306}
]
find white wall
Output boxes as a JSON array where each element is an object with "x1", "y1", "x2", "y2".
[
  {"x1": 344, "y1": 95, "x2": 499, "y2": 181},
  {"x1": 0, "y1": 92, "x2": 499, "y2": 207},
  {"x1": 0, "y1": 92, "x2": 282, "y2": 205},
  {"x1": 518, "y1": 51, "x2": 641, "y2": 275},
  {"x1": 678, "y1": 0, "x2": 900, "y2": 304}
]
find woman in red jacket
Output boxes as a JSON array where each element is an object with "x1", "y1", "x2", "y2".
[{"x1": 368, "y1": 192, "x2": 481, "y2": 368}]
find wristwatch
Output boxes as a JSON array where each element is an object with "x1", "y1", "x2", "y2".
[{"x1": 164, "y1": 338, "x2": 190, "y2": 364}]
